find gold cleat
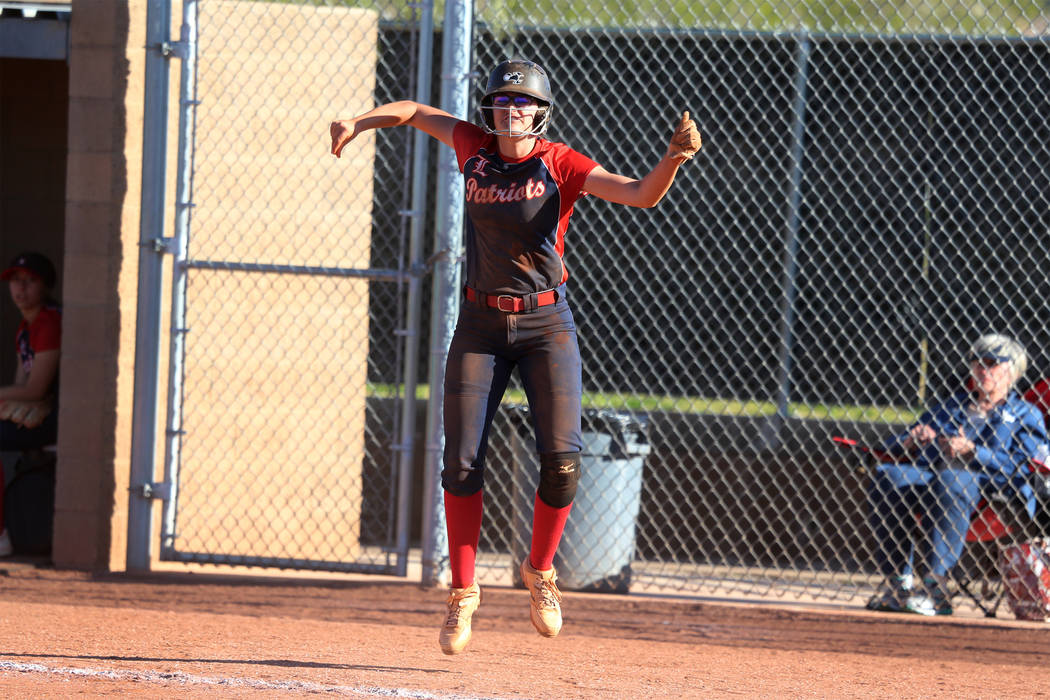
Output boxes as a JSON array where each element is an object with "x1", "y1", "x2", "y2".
[
  {"x1": 520, "y1": 558, "x2": 563, "y2": 637},
  {"x1": 439, "y1": 581, "x2": 481, "y2": 655}
]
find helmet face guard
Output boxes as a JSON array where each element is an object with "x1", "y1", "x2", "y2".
[{"x1": 478, "y1": 59, "x2": 554, "y2": 137}]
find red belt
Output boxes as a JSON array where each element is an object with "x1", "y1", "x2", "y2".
[{"x1": 465, "y1": 286, "x2": 559, "y2": 313}]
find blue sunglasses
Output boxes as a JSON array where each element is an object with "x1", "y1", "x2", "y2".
[
  {"x1": 971, "y1": 354, "x2": 1009, "y2": 367},
  {"x1": 491, "y1": 94, "x2": 536, "y2": 108}
]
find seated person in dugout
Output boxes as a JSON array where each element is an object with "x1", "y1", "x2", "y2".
[
  {"x1": 0, "y1": 252, "x2": 61, "y2": 557},
  {"x1": 865, "y1": 333, "x2": 1047, "y2": 616}
]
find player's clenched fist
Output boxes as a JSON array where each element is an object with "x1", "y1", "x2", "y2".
[
  {"x1": 665, "y1": 111, "x2": 701, "y2": 161},
  {"x1": 330, "y1": 119, "x2": 357, "y2": 158}
]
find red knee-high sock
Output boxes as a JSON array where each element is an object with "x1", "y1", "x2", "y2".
[
  {"x1": 529, "y1": 492, "x2": 572, "y2": 571},
  {"x1": 444, "y1": 490, "x2": 483, "y2": 589}
]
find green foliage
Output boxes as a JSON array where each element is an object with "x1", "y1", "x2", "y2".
[{"x1": 259, "y1": 0, "x2": 1048, "y2": 37}]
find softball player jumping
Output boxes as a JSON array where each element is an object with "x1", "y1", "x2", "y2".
[{"x1": 331, "y1": 58, "x2": 700, "y2": 655}]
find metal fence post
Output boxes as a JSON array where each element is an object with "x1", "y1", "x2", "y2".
[
  {"x1": 126, "y1": 0, "x2": 173, "y2": 572},
  {"x1": 393, "y1": 0, "x2": 435, "y2": 577},
  {"x1": 764, "y1": 34, "x2": 812, "y2": 450},
  {"x1": 420, "y1": 0, "x2": 473, "y2": 587},
  {"x1": 157, "y1": 0, "x2": 198, "y2": 558}
]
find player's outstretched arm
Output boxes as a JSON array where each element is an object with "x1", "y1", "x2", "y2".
[
  {"x1": 330, "y1": 100, "x2": 461, "y2": 157},
  {"x1": 583, "y1": 111, "x2": 701, "y2": 208}
]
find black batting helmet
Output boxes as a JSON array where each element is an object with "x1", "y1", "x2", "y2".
[{"x1": 478, "y1": 58, "x2": 554, "y2": 137}]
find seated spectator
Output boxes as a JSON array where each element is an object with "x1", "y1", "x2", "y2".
[
  {"x1": 866, "y1": 333, "x2": 1047, "y2": 616},
  {"x1": 0, "y1": 252, "x2": 61, "y2": 557}
]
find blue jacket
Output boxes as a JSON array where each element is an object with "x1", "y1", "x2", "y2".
[{"x1": 883, "y1": 389, "x2": 1047, "y2": 485}]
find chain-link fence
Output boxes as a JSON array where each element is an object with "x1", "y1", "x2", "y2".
[
  {"x1": 161, "y1": 0, "x2": 1050, "y2": 613},
  {"x1": 160, "y1": 0, "x2": 428, "y2": 572}
]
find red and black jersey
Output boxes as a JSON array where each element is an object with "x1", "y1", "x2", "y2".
[
  {"x1": 16, "y1": 304, "x2": 61, "y2": 377},
  {"x1": 452, "y1": 122, "x2": 599, "y2": 296}
]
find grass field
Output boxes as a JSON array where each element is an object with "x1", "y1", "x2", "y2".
[{"x1": 368, "y1": 382, "x2": 921, "y2": 423}]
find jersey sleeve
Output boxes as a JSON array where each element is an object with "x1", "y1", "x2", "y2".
[
  {"x1": 544, "y1": 144, "x2": 600, "y2": 205},
  {"x1": 452, "y1": 122, "x2": 488, "y2": 172},
  {"x1": 30, "y1": 308, "x2": 61, "y2": 353}
]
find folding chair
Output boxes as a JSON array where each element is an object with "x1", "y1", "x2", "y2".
[
  {"x1": 952, "y1": 497, "x2": 1014, "y2": 617},
  {"x1": 832, "y1": 436, "x2": 1037, "y2": 617},
  {"x1": 953, "y1": 457, "x2": 1050, "y2": 617}
]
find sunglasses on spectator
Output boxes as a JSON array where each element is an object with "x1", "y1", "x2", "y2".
[
  {"x1": 971, "y1": 355, "x2": 1008, "y2": 368},
  {"x1": 491, "y1": 94, "x2": 537, "y2": 108}
]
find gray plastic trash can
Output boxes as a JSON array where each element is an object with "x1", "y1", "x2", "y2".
[{"x1": 509, "y1": 406, "x2": 650, "y2": 593}]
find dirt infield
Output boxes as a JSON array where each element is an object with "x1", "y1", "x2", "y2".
[{"x1": 2, "y1": 565, "x2": 1049, "y2": 698}]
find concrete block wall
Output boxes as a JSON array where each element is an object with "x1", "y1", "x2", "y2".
[{"x1": 54, "y1": 0, "x2": 148, "y2": 570}]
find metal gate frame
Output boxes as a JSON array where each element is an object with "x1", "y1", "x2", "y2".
[{"x1": 126, "y1": 0, "x2": 435, "y2": 576}]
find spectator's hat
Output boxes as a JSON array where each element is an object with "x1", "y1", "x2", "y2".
[
  {"x1": 970, "y1": 333, "x2": 1027, "y2": 380},
  {"x1": 1, "y1": 251, "x2": 56, "y2": 288},
  {"x1": 972, "y1": 340, "x2": 1012, "y2": 364}
]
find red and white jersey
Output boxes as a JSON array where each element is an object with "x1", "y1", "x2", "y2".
[{"x1": 452, "y1": 122, "x2": 599, "y2": 296}]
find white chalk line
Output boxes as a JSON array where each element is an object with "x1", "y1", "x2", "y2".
[{"x1": 0, "y1": 660, "x2": 520, "y2": 699}]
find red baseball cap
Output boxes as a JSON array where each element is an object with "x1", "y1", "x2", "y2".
[{"x1": 1, "y1": 251, "x2": 56, "y2": 288}]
